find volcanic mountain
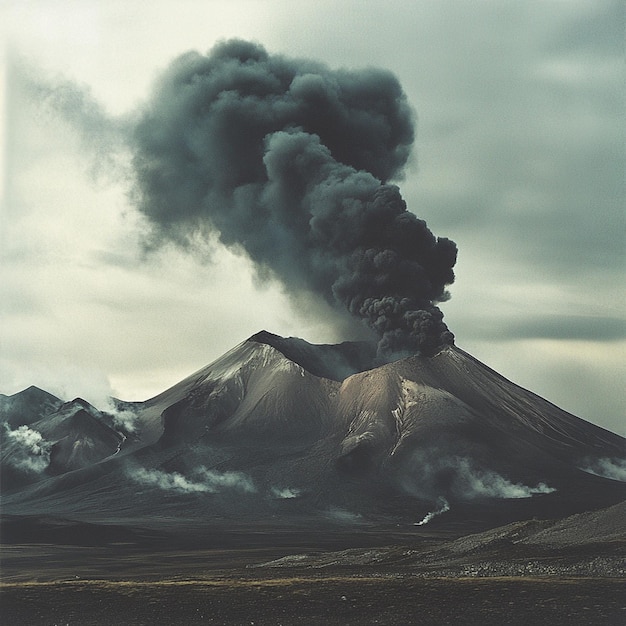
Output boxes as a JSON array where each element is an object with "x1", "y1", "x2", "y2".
[{"x1": 1, "y1": 331, "x2": 624, "y2": 529}]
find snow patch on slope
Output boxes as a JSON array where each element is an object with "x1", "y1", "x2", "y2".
[{"x1": 390, "y1": 377, "x2": 423, "y2": 455}]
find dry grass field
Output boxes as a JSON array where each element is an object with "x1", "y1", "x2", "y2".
[{"x1": 2, "y1": 575, "x2": 625, "y2": 625}]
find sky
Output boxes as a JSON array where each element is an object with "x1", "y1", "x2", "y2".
[{"x1": 1, "y1": 0, "x2": 624, "y2": 435}]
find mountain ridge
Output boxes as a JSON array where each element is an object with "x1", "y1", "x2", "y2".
[{"x1": 1, "y1": 331, "x2": 624, "y2": 529}]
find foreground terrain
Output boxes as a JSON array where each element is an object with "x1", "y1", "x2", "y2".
[
  {"x1": 2, "y1": 507, "x2": 625, "y2": 625},
  {"x1": 3, "y1": 576, "x2": 624, "y2": 626}
]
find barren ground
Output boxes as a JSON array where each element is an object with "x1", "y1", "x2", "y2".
[
  {"x1": 2, "y1": 522, "x2": 625, "y2": 626},
  {"x1": 2, "y1": 574, "x2": 625, "y2": 625}
]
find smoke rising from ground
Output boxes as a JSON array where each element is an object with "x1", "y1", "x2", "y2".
[
  {"x1": 580, "y1": 457, "x2": 626, "y2": 482},
  {"x1": 402, "y1": 451, "x2": 556, "y2": 501},
  {"x1": 1, "y1": 423, "x2": 51, "y2": 474},
  {"x1": 131, "y1": 39, "x2": 456, "y2": 356},
  {"x1": 129, "y1": 465, "x2": 256, "y2": 494},
  {"x1": 271, "y1": 486, "x2": 301, "y2": 499},
  {"x1": 414, "y1": 497, "x2": 450, "y2": 526},
  {"x1": 454, "y1": 458, "x2": 556, "y2": 499}
]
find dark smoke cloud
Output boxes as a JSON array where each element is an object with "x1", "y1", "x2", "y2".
[{"x1": 131, "y1": 39, "x2": 457, "y2": 356}]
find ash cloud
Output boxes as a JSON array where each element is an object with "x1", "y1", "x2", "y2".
[{"x1": 131, "y1": 39, "x2": 456, "y2": 356}]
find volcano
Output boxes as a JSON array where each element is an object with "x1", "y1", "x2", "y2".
[{"x1": 1, "y1": 331, "x2": 624, "y2": 530}]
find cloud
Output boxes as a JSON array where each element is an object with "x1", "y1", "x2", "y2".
[{"x1": 477, "y1": 315, "x2": 626, "y2": 343}]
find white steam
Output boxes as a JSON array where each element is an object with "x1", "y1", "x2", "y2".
[
  {"x1": 129, "y1": 465, "x2": 256, "y2": 494},
  {"x1": 2, "y1": 423, "x2": 51, "y2": 473},
  {"x1": 110, "y1": 407, "x2": 139, "y2": 433},
  {"x1": 132, "y1": 467, "x2": 211, "y2": 493},
  {"x1": 579, "y1": 457, "x2": 626, "y2": 482},
  {"x1": 414, "y1": 497, "x2": 450, "y2": 526},
  {"x1": 195, "y1": 466, "x2": 256, "y2": 493},
  {"x1": 404, "y1": 451, "x2": 557, "y2": 500},
  {"x1": 454, "y1": 458, "x2": 556, "y2": 499},
  {"x1": 271, "y1": 486, "x2": 302, "y2": 499}
]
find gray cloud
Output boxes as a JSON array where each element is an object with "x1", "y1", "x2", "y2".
[
  {"x1": 475, "y1": 315, "x2": 625, "y2": 343},
  {"x1": 406, "y1": 1, "x2": 624, "y2": 280}
]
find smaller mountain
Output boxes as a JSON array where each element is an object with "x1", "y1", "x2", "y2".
[
  {"x1": 1, "y1": 397, "x2": 125, "y2": 491},
  {"x1": 0, "y1": 386, "x2": 63, "y2": 429}
]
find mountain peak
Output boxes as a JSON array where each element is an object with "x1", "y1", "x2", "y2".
[
  {"x1": 247, "y1": 330, "x2": 377, "y2": 381},
  {"x1": 0, "y1": 386, "x2": 63, "y2": 429}
]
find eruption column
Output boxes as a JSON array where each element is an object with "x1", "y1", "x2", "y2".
[{"x1": 132, "y1": 39, "x2": 457, "y2": 356}]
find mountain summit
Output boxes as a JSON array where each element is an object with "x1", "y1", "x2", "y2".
[{"x1": 1, "y1": 332, "x2": 624, "y2": 528}]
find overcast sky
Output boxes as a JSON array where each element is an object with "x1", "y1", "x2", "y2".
[{"x1": 1, "y1": 0, "x2": 624, "y2": 434}]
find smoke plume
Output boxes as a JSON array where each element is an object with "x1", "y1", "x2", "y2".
[
  {"x1": 414, "y1": 497, "x2": 450, "y2": 526},
  {"x1": 131, "y1": 39, "x2": 456, "y2": 356}
]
